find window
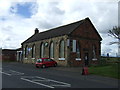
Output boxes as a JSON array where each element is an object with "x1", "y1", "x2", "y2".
[
  {"x1": 73, "y1": 40, "x2": 76, "y2": 52},
  {"x1": 93, "y1": 45, "x2": 96, "y2": 59},
  {"x1": 32, "y1": 44, "x2": 35, "y2": 58},
  {"x1": 40, "y1": 43, "x2": 44, "y2": 58},
  {"x1": 25, "y1": 45, "x2": 28, "y2": 58},
  {"x1": 49, "y1": 42, "x2": 54, "y2": 58},
  {"x1": 76, "y1": 41, "x2": 80, "y2": 58},
  {"x1": 59, "y1": 40, "x2": 65, "y2": 58}
]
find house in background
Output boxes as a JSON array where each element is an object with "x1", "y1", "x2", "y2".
[
  {"x1": 21, "y1": 17, "x2": 102, "y2": 67},
  {"x1": 2, "y1": 49, "x2": 17, "y2": 61},
  {"x1": 1, "y1": 48, "x2": 22, "y2": 62}
]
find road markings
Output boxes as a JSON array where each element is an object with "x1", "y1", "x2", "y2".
[
  {"x1": 0, "y1": 71, "x2": 11, "y2": 76},
  {"x1": 0, "y1": 69, "x2": 24, "y2": 76},
  {"x1": 9, "y1": 70, "x2": 24, "y2": 75},
  {"x1": 21, "y1": 76, "x2": 71, "y2": 88},
  {"x1": 21, "y1": 77, "x2": 54, "y2": 88},
  {"x1": 51, "y1": 84, "x2": 71, "y2": 87},
  {"x1": 36, "y1": 76, "x2": 71, "y2": 87}
]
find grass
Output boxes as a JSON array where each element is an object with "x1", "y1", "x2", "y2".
[{"x1": 89, "y1": 63, "x2": 120, "y2": 79}]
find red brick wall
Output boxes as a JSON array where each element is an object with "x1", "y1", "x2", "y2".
[
  {"x1": 69, "y1": 19, "x2": 101, "y2": 66},
  {"x1": 2, "y1": 50, "x2": 17, "y2": 61}
]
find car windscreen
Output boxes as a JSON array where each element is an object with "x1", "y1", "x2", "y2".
[
  {"x1": 44, "y1": 59, "x2": 54, "y2": 62},
  {"x1": 37, "y1": 59, "x2": 42, "y2": 63}
]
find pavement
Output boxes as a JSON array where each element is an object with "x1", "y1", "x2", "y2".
[{"x1": 50, "y1": 66, "x2": 83, "y2": 73}]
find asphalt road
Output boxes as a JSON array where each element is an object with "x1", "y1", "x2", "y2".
[{"x1": 1, "y1": 62, "x2": 119, "y2": 89}]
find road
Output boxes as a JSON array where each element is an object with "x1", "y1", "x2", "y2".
[{"x1": 0, "y1": 62, "x2": 119, "y2": 89}]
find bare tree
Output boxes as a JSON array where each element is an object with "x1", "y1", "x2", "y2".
[{"x1": 108, "y1": 26, "x2": 120, "y2": 57}]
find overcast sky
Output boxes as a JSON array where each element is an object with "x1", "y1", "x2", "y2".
[{"x1": 0, "y1": 0, "x2": 119, "y2": 56}]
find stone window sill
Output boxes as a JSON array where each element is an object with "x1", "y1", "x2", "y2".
[
  {"x1": 76, "y1": 58, "x2": 81, "y2": 61},
  {"x1": 92, "y1": 58, "x2": 97, "y2": 61},
  {"x1": 59, "y1": 58, "x2": 65, "y2": 60}
]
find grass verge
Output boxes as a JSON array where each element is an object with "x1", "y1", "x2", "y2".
[{"x1": 89, "y1": 63, "x2": 119, "y2": 79}]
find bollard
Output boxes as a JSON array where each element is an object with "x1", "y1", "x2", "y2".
[{"x1": 81, "y1": 67, "x2": 89, "y2": 75}]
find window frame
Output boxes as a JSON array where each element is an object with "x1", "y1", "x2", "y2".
[
  {"x1": 49, "y1": 42, "x2": 54, "y2": 59},
  {"x1": 32, "y1": 44, "x2": 35, "y2": 58},
  {"x1": 25, "y1": 45, "x2": 28, "y2": 58},
  {"x1": 59, "y1": 40, "x2": 65, "y2": 59},
  {"x1": 40, "y1": 43, "x2": 44, "y2": 58}
]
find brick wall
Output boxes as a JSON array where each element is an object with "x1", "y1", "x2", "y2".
[{"x1": 68, "y1": 19, "x2": 101, "y2": 66}]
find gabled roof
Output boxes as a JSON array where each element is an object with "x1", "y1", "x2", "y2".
[{"x1": 22, "y1": 17, "x2": 102, "y2": 45}]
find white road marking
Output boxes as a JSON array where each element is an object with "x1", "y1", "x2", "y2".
[
  {"x1": 21, "y1": 76, "x2": 38, "y2": 78},
  {"x1": 47, "y1": 79, "x2": 71, "y2": 86},
  {"x1": 51, "y1": 84, "x2": 71, "y2": 87},
  {"x1": 32, "y1": 79, "x2": 49, "y2": 82},
  {"x1": 9, "y1": 70, "x2": 24, "y2": 75},
  {"x1": 36, "y1": 76, "x2": 71, "y2": 87},
  {"x1": 21, "y1": 78, "x2": 54, "y2": 88},
  {"x1": 0, "y1": 71, "x2": 11, "y2": 76},
  {"x1": 21, "y1": 76, "x2": 71, "y2": 88},
  {"x1": 0, "y1": 69, "x2": 24, "y2": 76}
]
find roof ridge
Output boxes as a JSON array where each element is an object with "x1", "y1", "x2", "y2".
[{"x1": 38, "y1": 18, "x2": 85, "y2": 34}]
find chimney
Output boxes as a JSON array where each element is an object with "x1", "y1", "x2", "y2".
[{"x1": 34, "y1": 28, "x2": 39, "y2": 34}]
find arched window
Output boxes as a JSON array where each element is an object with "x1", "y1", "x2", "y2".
[
  {"x1": 49, "y1": 42, "x2": 54, "y2": 58},
  {"x1": 25, "y1": 45, "x2": 28, "y2": 58},
  {"x1": 40, "y1": 43, "x2": 44, "y2": 58},
  {"x1": 32, "y1": 44, "x2": 35, "y2": 58},
  {"x1": 93, "y1": 45, "x2": 96, "y2": 59},
  {"x1": 76, "y1": 41, "x2": 81, "y2": 58},
  {"x1": 59, "y1": 40, "x2": 65, "y2": 58}
]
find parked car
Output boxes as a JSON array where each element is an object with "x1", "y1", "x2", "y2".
[{"x1": 35, "y1": 58, "x2": 57, "y2": 68}]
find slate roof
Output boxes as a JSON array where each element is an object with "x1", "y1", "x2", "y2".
[{"x1": 22, "y1": 18, "x2": 101, "y2": 44}]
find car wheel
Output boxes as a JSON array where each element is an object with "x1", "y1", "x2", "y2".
[
  {"x1": 41, "y1": 65, "x2": 46, "y2": 68},
  {"x1": 54, "y1": 63, "x2": 57, "y2": 67}
]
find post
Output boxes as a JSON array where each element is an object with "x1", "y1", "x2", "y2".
[{"x1": 118, "y1": 35, "x2": 120, "y2": 57}]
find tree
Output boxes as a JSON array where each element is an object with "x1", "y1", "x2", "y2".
[{"x1": 108, "y1": 26, "x2": 120, "y2": 57}]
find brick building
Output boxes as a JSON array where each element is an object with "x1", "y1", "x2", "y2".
[
  {"x1": 16, "y1": 48, "x2": 22, "y2": 62},
  {"x1": 2, "y1": 49, "x2": 17, "y2": 61},
  {"x1": 21, "y1": 18, "x2": 102, "y2": 66}
]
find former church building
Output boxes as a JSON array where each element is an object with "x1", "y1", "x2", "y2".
[{"x1": 21, "y1": 17, "x2": 102, "y2": 67}]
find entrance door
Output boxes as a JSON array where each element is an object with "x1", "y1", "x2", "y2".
[{"x1": 84, "y1": 53, "x2": 89, "y2": 66}]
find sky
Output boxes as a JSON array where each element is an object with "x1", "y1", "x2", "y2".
[{"x1": 0, "y1": 0, "x2": 119, "y2": 57}]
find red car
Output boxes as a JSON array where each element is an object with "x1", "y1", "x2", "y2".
[{"x1": 35, "y1": 58, "x2": 57, "y2": 68}]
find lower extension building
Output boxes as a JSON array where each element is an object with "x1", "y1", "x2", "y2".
[
  {"x1": 21, "y1": 18, "x2": 102, "y2": 67},
  {"x1": 2, "y1": 49, "x2": 17, "y2": 61}
]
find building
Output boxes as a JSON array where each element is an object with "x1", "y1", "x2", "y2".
[
  {"x1": 21, "y1": 18, "x2": 102, "y2": 67},
  {"x1": 2, "y1": 49, "x2": 17, "y2": 61},
  {"x1": 16, "y1": 48, "x2": 22, "y2": 62}
]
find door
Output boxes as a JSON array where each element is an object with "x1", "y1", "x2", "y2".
[{"x1": 84, "y1": 53, "x2": 89, "y2": 66}]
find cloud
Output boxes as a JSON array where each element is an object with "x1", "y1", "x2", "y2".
[
  {"x1": 0, "y1": 0, "x2": 118, "y2": 56},
  {"x1": 30, "y1": 0, "x2": 65, "y2": 30}
]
